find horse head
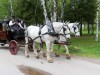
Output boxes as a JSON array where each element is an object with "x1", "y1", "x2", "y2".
[
  {"x1": 53, "y1": 22, "x2": 71, "y2": 40},
  {"x1": 66, "y1": 22, "x2": 80, "y2": 37},
  {"x1": 73, "y1": 22, "x2": 80, "y2": 37},
  {"x1": 60, "y1": 22, "x2": 71, "y2": 40}
]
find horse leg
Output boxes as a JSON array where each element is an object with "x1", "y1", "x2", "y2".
[
  {"x1": 46, "y1": 41, "x2": 53, "y2": 63},
  {"x1": 51, "y1": 43, "x2": 60, "y2": 57},
  {"x1": 38, "y1": 43, "x2": 46, "y2": 57},
  {"x1": 25, "y1": 36, "x2": 29, "y2": 58},
  {"x1": 42, "y1": 43, "x2": 53, "y2": 58},
  {"x1": 41, "y1": 45, "x2": 47, "y2": 57},
  {"x1": 37, "y1": 43, "x2": 42, "y2": 53},
  {"x1": 33, "y1": 42, "x2": 39, "y2": 59},
  {"x1": 64, "y1": 45, "x2": 71, "y2": 60},
  {"x1": 50, "y1": 43, "x2": 53, "y2": 52}
]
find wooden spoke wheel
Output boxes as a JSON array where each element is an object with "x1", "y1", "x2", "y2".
[{"x1": 9, "y1": 40, "x2": 19, "y2": 55}]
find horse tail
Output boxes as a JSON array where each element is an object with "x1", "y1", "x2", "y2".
[
  {"x1": 25, "y1": 28, "x2": 28, "y2": 37},
  {"x1": 25, "y1": 28, "x2": 29, "y2": 45}
]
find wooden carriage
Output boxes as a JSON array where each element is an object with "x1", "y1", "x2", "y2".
[{"x1": 0, "y1": 20, "x2": 25, "y2": 55}]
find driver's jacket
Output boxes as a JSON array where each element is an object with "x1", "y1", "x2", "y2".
[{"x1": 9, "y1": 20, "x2": 24, "y2": 29}]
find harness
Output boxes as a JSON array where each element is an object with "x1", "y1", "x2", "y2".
[
  {"x1": 66, "y1": 23, "x2": 79, "y2": 34},
  {"x1": 30, "y1": 24, "x2": 70, "y2": 43},
  {"x1": 57, "y1": 24, "x2": 70, "y2": 41},
  {"x1": 47, "y1": 22, "x2": 58, "y2": 36}
]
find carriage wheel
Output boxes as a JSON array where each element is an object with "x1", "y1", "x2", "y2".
[{"x1": 9, "y1": 40, "x2": 19, "y2": 55}]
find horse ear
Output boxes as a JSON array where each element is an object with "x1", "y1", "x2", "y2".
[
  {"x1": 65, "y1": 21, "x2": 70, "y2": 25},
  {"x1": 65, "y1": 21, "x2": 67, "y2": 23},
  {"x1": 75, "y1": 21, "x2": 79, "y2": 25},
  {"x1": 65, "y1": 21, "x2": 70, "y2": 23},
  {"x1": 65, "y1": 22, "x2": 70, "y2": 25},
  {"x1": 75, "y1": 21, "x2": 78, "y2": 24}
]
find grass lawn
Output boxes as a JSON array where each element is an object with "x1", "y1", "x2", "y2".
[
  {"x1": 70, "y1": 34, "x2": 100, "y2": 58},
  {"x1": 54, "y1": 34, "x2": 100, "y2": 58}
]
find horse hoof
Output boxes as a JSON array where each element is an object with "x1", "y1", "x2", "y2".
[
  {"x1": 43, "y1": 53, "x2": 46, "y2": 57},
  {"x1": 25, "y1": 55, "x2": 29, "y2": 58},
  {"x1": 67, "y1": 56, "x2": 71, "y2": 60},
  {"x1": 48, "y1": 60, "x2": 53, "y2": 63},
  {"x1": 37, "y1": 50, "x2": 41, "y2": 53},
  {"x1": 55, "y1": 53, "x2": 60, "y2": 57},
  {"x1": 66, "y1": 54, "x2": 71, "y2": 60}
]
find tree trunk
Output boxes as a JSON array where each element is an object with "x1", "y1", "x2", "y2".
[
  {"x1": 87, "y1": 23, "x2": 90, "y2": 34},
  {"x1": 41, "y1": 0, "x2": 54, "y2": 33},
  {"x1": 61, "y1": 0, "x2": 66, "y2": 22},
  {"x1": 96, "y1": 5, "x2": 99, "y2": 41},
  {"x1": 80, "y1": 21, "x2": 82, "y2": 36},
  {"x1": 91, "y1": 24, "x2": 94, "y2": 35},
  {"x1": 41, "y1": 0, "x2": 48, "y2": 22},
  {"x1": 53, "y1": 0, "x2": 58, "y2": 22},
  {"x1": 47, "y1": 0, "x2": 53, "y2": 21},
  {"x1": 10, "y1": 0, "x2": 13, "y2": 16}
]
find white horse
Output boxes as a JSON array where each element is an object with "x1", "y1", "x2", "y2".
[
  {"x1": 52, "y1": 22, "x2": 80, "y2": 58},
  {"x1": 53, "y1": 22, "x2": 80, "y2": 37},
  {"x1": 25, "y1": 23, "x2": 70, "y2": 63}
]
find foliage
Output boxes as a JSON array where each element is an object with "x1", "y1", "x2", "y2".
[
  {"x1": 0, "y1": 0, "x2": 10, "y2": 19},
  {"x1": 64, "y1": 0, "x2": 97, "y2": 23},
  {"x1": 13, "y1": 0, "x2": 44, "y2": 25},
  {"x1": 82, "y1": 0, "x2": 97, "y2": 24},
  {"x1": 70, "y1": 34, "x2": 100, "y2": 58},
  {"x1": 0, "y1": 0, "x2": 98, "y2": 25}
]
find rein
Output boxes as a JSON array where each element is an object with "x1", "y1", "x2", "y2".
[{"x1": 65, "y1": 23, "x2": 79, "y2": 34}]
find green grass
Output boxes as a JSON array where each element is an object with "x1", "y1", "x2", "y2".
[
  {"x1": 53, "y1": 34, "x2": 100, "y2": 58},
  {"x1": 69, "y1": 34, "x2": 100, "y2": 58}
]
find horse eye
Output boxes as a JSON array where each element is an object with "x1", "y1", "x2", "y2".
[
  {"x1": 63, "y1": 27, "x2": 66, "y2": 31},
  {"x1": 74, "y1": 27, "x2": 76, "y2": 30}
]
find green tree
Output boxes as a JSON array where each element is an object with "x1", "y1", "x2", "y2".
[
  {"x1": 13, "y1": 0, "x2": 44, "y2": 25},
  {"x1": 0, "y1": 0, "x2": 10, "y2": 19},
  {"x1": 64, "y1": 0, "x2": 97, "y2": 35}
]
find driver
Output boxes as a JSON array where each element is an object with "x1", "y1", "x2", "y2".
[
  {"x1": 9, "y1": 16, "x2": 24, "y2": 29},
  {"x1": 9, "y1": 16, "x2": 17, "y2": 26}
]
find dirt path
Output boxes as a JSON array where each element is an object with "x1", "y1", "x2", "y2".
[{"x1": 0, "y1": 45, "x2": 100, "y2": 75}]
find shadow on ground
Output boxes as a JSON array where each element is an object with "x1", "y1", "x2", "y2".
[{"x1": 18, "y1": 65, "x2": 52, "y2": 75}]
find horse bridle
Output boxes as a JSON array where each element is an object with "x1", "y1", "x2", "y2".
[
  {"x1": 57, "y1": 24, "x2": 70, "y2": 36},
  {"x1": 56, "y1": 24, "x2": 70, "y2": 41},
  {"x1": 72, "y1": 23, "x2": 80, "y2": 34},
  {"x1": 66, "y1": 23, "x2": 79, "y2": 34}
]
